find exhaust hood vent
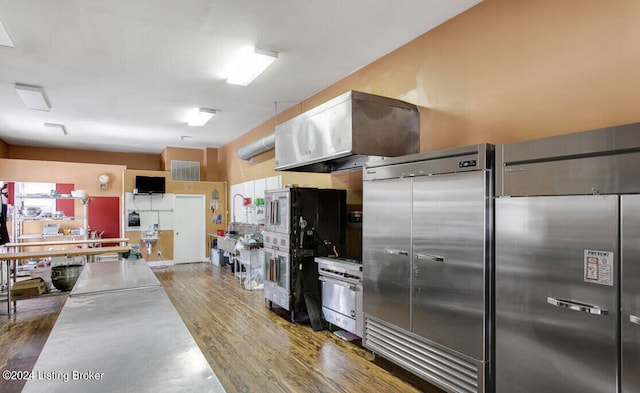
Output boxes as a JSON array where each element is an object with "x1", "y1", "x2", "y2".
[{"x1": 274, "y1": 90, "x2": 420, "y2": 173}]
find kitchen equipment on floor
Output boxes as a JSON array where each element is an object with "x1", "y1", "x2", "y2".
[
  {"x1": 495, "y1": 122, "x2": 640, "y2": 393},
  {"x1": 362, "y1": 144, "x2": 494, "y2": 393},
  {"x1": 316, "y1": 256, "x2": 363, "y2": 338},
  {"x1": 51, "y1": 264, "x2": 84, "y2": 291},
  {"x1": 263, "y1": 187, "x2": 346, "y2": 327}
]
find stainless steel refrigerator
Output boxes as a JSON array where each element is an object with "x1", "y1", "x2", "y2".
[
  {"x1": 495, "y1": 123, "x2": 640, "y2": 393},
  {"x1": 362, "y1": 144, "x2": 494, "y2": 393},
  {"x1": 622, "y1": 195, "x2": 640, "y2": 393}
]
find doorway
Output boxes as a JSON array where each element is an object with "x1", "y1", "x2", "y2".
[{"x1": 173, "y1": 194, "x2": 205, "y2": 264}]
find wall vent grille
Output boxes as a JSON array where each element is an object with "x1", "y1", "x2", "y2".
[
  {"x1": 171, "y1": 160, "x2": 200, "y2": 182},
  {"x1": 363, "y1": 316, "x2": 481, "y2": 393}
]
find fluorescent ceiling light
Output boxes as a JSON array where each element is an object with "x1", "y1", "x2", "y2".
[
  {"x1": 44, "y1": 123, "x2": 68, "y2": 135},
  {"x1": 225, "y1": 47, "x2": 278, "y2": 86},
  {"x1": 0, "y1": 18, "x2": 13, "y2": 47},
  {"x1": 187, "y1": 108, "x2": 216, "y2": 127},
  {"x1": 15, "y1": 84, "x2": 50, "y2": 111}
]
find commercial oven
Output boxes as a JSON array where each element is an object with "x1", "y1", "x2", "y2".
[
  {"x1": 263, "y1": 187, "x2": 346, "y2": 324},
  {"x1": 495, "y1": 122, "x2": 640, "y2": 393},
  {"x1": 316, "y1": 256, "x2": 363, "y2": 338},
  {"x1": 362, "y1": 144, "x2": 494, "y2": 393}
]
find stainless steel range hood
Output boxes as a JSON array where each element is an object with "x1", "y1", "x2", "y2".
[{"x1": 274, "y1": 90, "x2": 420, "y2": 173}]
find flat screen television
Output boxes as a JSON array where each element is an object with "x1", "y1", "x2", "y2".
[{"x1": 135, "y1": 176, "x2": 166, "y2": 194}]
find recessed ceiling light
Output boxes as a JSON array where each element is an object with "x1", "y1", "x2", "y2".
[
  {"x1": 187, "y1": 108, "x2": 216, "y2": 127},
  {"x1": 0, "y1": 18, "x2": 13, "y2": 48},
  {"x1": 15, "y1": 84, "x2": 50, "y2": 111},
  {"x1": 225, "y1": 47, "x2": 278, "y2": 86},
  {"x1": 44, "y1": 123, "x2": 68, "y2": 135}
]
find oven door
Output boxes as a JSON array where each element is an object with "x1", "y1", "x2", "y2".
[
  {"x1": 264, "y1": 246, "x2": 291, "y2": 310},
  {"x1": 265, "y1": 189, "x2": 290, "y2": 234},
  {"x1": 320, "y1": 276, "x2": 360, "y2": 335},
  {"x1": 320, "y1": 276, "x2": 357, "y2": 316}
]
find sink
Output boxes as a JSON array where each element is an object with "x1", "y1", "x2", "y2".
[
  {"x1": 141, "y1": 231, "x2": 158, "y2": 243},
  {"x1": 141, "y1": 232, "x2": 159, "y2": 255},
  {"x1": 217, "y1": 236, "x2": 238, "y2": 253}
]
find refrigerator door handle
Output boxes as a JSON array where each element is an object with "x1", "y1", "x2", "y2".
[
  {"x1": 547, "y1": 297, "x2": 608, "y2": 316},
  {"x1": 385, "y1": 249, "x2": 409, "y2": 256},
  {"x1": 415, "y1": 253, "x2": 445, "y2": 262},
  {"x1": 630, "y1": 315, "x2": 640, "y2": 326}
]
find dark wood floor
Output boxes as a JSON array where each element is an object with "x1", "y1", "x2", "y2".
[
  {"x1": 0, "y1": 293, "x2": 66, "y2": 393},
  {"x1": 0, "y1": 262, "x2": 445, "y2": 393}
]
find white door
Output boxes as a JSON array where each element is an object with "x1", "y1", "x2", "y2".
[{"x1": 174, "y1": 194, "x2": 205, "y2": 263}]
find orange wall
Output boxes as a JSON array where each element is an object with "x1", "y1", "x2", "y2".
[
  {"x1": 331, "y1": 0, "x2": 640, "y2": 150},
  {"x1": 0, "y1": 158, "x2": 125, "y2": 197},
  {"x1": 160, "y1": 146, "x2": 221, "y2": 181},
  {"x1": 8, "y1": 145, "x2": 161, "y2": 170},
  {"x1": 123, "y1": 169, "x2": 227, "y2": 262},
  {"x1": 0, "y1": 139, "x2": 8, "y2": 158},
  {"x1": 161, "y1": 146, "x2": 203, "y2": 172},
  {"x1": 218, "y1": 0, "x2": 640, "y2": 187},
  {"x1": 0, "y1": 159, "x2": 126, "y2": 241},
  {"x1": 204, "y1": 148, "x2": 219, "y2": 181}
]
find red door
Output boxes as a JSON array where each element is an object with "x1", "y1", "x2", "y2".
[{"x1": 88, "y1": 197, "x2": 120, "y2": 243}]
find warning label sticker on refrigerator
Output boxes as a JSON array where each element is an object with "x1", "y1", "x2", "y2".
[{"x1": 584, "y1": 249, "x2": 614, "y2": 286}]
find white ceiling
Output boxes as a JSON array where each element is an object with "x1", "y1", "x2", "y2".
[{"x1": 0, "y1": 0, "x2": 481, "y2": 154}]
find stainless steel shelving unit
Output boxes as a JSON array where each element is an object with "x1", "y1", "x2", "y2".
[
  {"x1": 1, "y1": 194, "x2": 90, "y2": 314},
  {"x1": 11, "y1": 194, "x2": 89, "y2": 244}
]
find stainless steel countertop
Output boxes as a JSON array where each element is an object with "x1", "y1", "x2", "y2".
[
  {"x1": 22, "y1": 286, "x2": 226, "y2": 393},
  {"x1": 70, "y1": 259, "x2": 161, "y2": 296}
]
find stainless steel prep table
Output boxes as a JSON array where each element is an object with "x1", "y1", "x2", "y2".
[
  {"x1": 70, "y1": 259, "x2": 161, "y2": 296},
  {"x1": 21, "y1": 286, "x2": 226, "y2": 393}
]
